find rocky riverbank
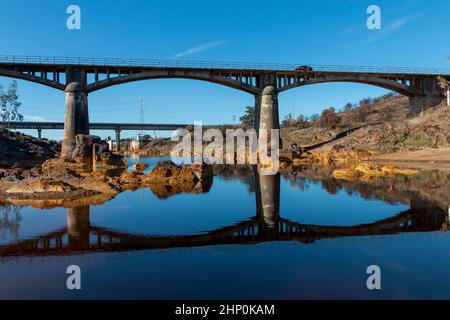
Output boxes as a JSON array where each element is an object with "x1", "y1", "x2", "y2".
[
  {"x1": 0, "y1": 157, "x2": 214, "y2": 198},
  {"x1": 0, "y1": 128, "x2": 59, "y2": 172},
  {"x1": 0, "y1": 131, "x2": 215, "y2": 202}
]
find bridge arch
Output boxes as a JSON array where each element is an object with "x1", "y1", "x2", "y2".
[
  {"x1": 86, "y1": 70, "x2": 260, "y2": 95},
  {"x1": 278, "y1": 74, "x2": 422, "y2": 97},
  {"x1": 0, "y1": 68, "x2": 65, "y2": 91}
]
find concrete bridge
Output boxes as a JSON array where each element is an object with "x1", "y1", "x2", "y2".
[
  {"x1": 0, "y1": 170, "x2": 447, "y2": 258},
  {"x1": 0, "y1": 55, "x2": 448, "y2": 158}
]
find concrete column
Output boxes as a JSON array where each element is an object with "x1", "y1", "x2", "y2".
[
  {"x1": 254, "y1": 86, "x2": 280, "y2": 132},
  {"x1": 254, "y1": 166, "x2": 280, "y2": 228},
  {"x1": 37, "y1": 128, "x2": 42, "y2": 139},
  {"x1": 115, "y1": 129, "x2": 121, "y2": 151},
  {"x1": 61, "y1": 82, "x2": 90, "y2": 159},
  {"x1": 67, "y1": 206, "x2": 90, "y2": 250}
]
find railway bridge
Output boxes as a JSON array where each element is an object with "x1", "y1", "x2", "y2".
[{"x1": 0, "y1": 55, "x2": 448, "y2": 158}]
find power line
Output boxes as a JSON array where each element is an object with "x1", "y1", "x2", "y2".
[{"x1": 139, "y1": 97, "x2": 145, "y2": 137}]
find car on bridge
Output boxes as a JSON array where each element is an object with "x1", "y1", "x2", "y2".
[{"x1": 294, "y1": 65, "x2": 314, "y2": 72}]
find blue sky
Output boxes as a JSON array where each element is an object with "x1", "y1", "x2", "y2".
[{"x1": 0, "y1": 0, "x2": 449, "y2": 140}]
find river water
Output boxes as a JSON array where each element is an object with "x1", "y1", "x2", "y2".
[{"x1": 1, "y1": 157, "x2": 450, "y2": 299}]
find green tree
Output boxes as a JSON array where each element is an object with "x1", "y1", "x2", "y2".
[
  {"x1": 281, "y1": 113, "x2": 294, "y2": 127},
  {"x1": 0, "y1": 81, "x2": 23, "y2": 122},
  {"x1": 309, "y1": 113, "x2": 320, "y2": 123},
  {"x1": 296, "y1": 115, "x2": 310, "y2": 128},
  {"x1": 240, "y1": 106, "x2": 255, "y2": 125},
  {"x1": 343, "y1": 102, "x2": 353, "y2": 111},
  {"x1": 320, "y1": 107, "x2": 341, "y2": 128}
]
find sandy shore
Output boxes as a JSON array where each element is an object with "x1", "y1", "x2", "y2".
[{"x1": 372, "y1": 147, "x2": 450, "y2": 170}]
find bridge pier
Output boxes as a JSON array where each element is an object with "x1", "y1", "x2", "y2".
[
  {"x1": 408, "y1": 78, "x2": 447, "y2": 115},
  {"x1": 37, "y1": 128, "x2": 42, "y2": 139},
  {"x1": 254, "y1": 86, "x2": 280, "y2": 133},
  {"x1": 115, "y1": 129, "x2": 121, "y2": 152},
  {"x1": 409, "y1": 96, "x2": 446, "y2": 116},
  {"x1": 61, "y1": 82, "x2": 90, "y2": 159}
]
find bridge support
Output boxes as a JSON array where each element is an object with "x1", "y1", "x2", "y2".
[
  {"x1": 115, "y1": 129, "x2": 121, "y2": 152},
  {"x1": 409, "y1": 96, "x2": 446, "y2": 116},
  {"x1": 254, "y1": 86, "x2": 280, "y2": 133},
  {"x1": 61, "y1": 82, "x2": 90, "y2": 159},
  {"x1": 37, "y1": 128, "x2": 42, "y2": 139}
]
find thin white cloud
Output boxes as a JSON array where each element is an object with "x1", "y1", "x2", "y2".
[
  {"x1": 23, "y1": 114, "x2": 57, "y2": 122},
  {"x1": 171, "y1": 40, "x2": 229, "y2": 59},
  {"x1": 339, "y1": 23, "x2": 363, "y2": 37},
  {"x1": 362, "y1": 12, "x2": 425, "y2": 44}
]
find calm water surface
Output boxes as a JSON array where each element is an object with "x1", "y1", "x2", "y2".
[{"x1": 1, "y1": 157, "x2": 450, "y2": 299}]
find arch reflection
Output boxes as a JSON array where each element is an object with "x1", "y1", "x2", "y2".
[{"x1": 0, "y1": 167, "x2": 449, "y2": 258}]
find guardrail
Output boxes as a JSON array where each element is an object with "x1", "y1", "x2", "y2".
[{"x1": 0, "y1": 55, "x2": 448, "y2": 75}]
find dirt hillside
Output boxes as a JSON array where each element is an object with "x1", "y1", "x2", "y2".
[{"x1": 281, "y1": 95, "x2": 450, "y2": 158}]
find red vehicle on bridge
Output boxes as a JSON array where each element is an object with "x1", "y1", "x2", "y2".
[{"x1": 295, "y1": 65, "x2": 314, "y2": 72}]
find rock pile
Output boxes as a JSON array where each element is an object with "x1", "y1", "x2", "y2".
[
  {"x1": 332, "y1": 163, "x2": 417, "y2": 181},
  {"x1": 71, "y1": 134, "x2": 127, "y2": 167},
  {"x1": 145, "y1": 161, "x2": 213, "y2": 183}
]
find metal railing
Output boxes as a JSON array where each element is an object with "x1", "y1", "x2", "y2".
[{"x1": 0, "y1": 55, "x2": 449, "y2": 75}]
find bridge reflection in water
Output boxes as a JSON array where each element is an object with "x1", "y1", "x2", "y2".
[{"x1": 0, "y1": 167, "x2": 448, "y2": 258}]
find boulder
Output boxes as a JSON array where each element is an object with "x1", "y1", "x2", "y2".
[
  {"x1": 97, "y1": 152, "x2": 128, "y2": 167},
  {"x1": 6, "y1": 178, "x2": 78, "y2": 194},
  {"x1": 71, "y1": 135, "x2": 101, "y2": 163},
  {"x1": 120, "y1": 171, "x2": 145, "y2": 184},
  {"x1": 144, "y1": 161, "x2": 213, "y2": 183},
  {"x1": 145, "y1": 161, "x2": 181, "y2": 181},
  {"x1": 132, "y1": 162, "x2": 149, "y2": 171},
  {"x1": 71, "y1": 134, "x2": 127, "y2": 168}
]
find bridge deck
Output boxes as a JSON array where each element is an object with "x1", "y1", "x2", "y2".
[{"x1": 1, "y1": 55, "x2": 449, "y2": 76}]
